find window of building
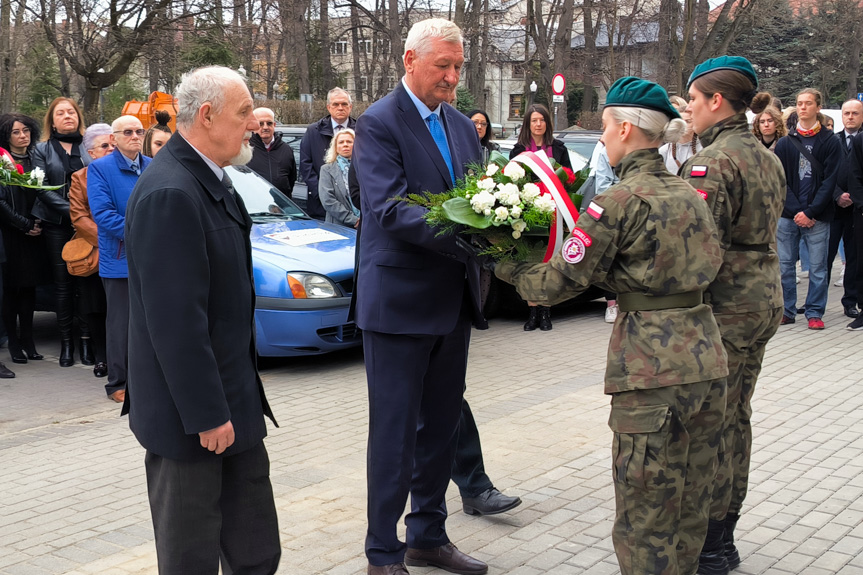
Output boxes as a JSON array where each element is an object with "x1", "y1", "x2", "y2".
[
  {"x1": 361, "y1": 39, "x2": 372, "y2": 54},
  {"x1": 358, "y1": 76, "x2": 369, "y2": 92},
  {"x1": 509, "y1": 94, "x2": 523, "y2": 119},
  {"x1": 332, "y1": 40, "x2": 348, "y2": 55},
  {"x1": 511, "y1": 63, "x2": 525, "y2": 79}
]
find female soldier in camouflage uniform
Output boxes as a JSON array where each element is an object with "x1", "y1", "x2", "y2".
[
  {"x1": 681, "y1": 57, "x2": 786, "y2": 575},
  {"x1": 496, "y1": 77, "x2": 728, "y2": 575}
]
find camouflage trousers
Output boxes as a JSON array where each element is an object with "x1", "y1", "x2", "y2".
[
  {"x1": 710, "y1": 308, "x2": 782, "y2": 519},
  {"x1": 610, "y1": 378, "x2": 726, "y2": 575}
]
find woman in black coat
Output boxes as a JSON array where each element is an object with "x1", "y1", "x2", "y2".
[
  {"x1": 0, "y1": 114, "x2": 45, "y2": 363},
  {"x1": 508, "y1": 104, "x2": 572, "y2": 332},
  {"x1": 31, "y1": 97, "x2": 92, "y2": 367},
  {"x1": 509, "y1": 103, "x2": 572, "y2": 171}
]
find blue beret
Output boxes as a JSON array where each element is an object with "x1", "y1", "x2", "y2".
[
  {"x1": 604, "y1": 76, "x2": 681, "y2": 120},
  {"x1": 687, "y1": 55, "x2": 758, "y2": 90}
]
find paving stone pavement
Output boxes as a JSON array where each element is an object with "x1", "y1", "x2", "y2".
[{"x1": 2, "y1": 276, "x2": 863, "y2": 575}]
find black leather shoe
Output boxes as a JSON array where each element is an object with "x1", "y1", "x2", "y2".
[
  {"x1": 9, "y1": 345, "x2": 27, "y2": 364},
  {"x1": 845, "y1": 306, "x2": 860, "y2": 318},
  {"x1": 368, "y1": 563, "x2": 409, "y2": 575},
  {"x1": 59, "y1": 339, "x2": 74, "y2": 367},
  {"x1": 80, "y1": 338, "x2": 95, "y2": 366},
  {"x1": 538, "y1": 306, "x2": 552, "y2": 331},
  {"x1": 724, "y1": 513, "x2": 741, "y2": 570},
  {"x1": 462, "y1": 487, "x2": 522, "y2": 516},
  {"x1": 25, "y1": 349, "x2": 43, "y2": 360},
  {"x1": 405, "y1": 543, "x2": 487, "y2": 575},
  {"x1": 523, "y1": 307, "x2": 539, "y2": 331},
  {"x1": 0, "y1": 362, "x2": 14, "y2": 378},
  {"x1": 93, "y1": 362, "x2": 108, "y2": 378},
  {"x1": 698, "y1": 519, "x2": 730, "y2": 575}
]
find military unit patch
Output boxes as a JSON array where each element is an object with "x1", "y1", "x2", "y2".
[
  {"x1": 571, "y1": 228, "x2": 592, "y2": 246},
  {"x1": 697, "y1": 189, "x2": 708, "y2": 200},
  {"x1": 690, "y1": 165, "x2": 708, "y2": 177},
  {"x1": 561, "y1": 236, "x2": 586, "y2": 263}
]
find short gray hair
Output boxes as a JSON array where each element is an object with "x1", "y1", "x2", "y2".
[
  {"x1": 254, "y1": 107, "x2": 276, "y2": 120},
  {"x1": 327, "y1": 87, "x2": 352, "y2": 106},
  {"x1": 404, "y1": 18, "x2": 463, "y2": 59},
  {"x1": 82, "y1": 123, "x2": 112, "y2": 151},
  {"x1": 607, "y1": 107, "x2": 686, "y2": 144},
  {"x1": 175, "y1": 66, "x2": 248, "y2": 130}
]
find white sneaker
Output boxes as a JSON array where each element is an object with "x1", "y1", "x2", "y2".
[
  {"x1": 796, "y1": 276, "x2": 801, "y2": 284},
  {"x1": 835, "y1": 264, "x2": 845, "y2": 287},
  {"x1": 605, "y1": 304, "x2": 618, "y2": 323}
]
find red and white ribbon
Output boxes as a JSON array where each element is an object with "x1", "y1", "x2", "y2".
[{"x1": 511, "y1": 150, "x2": 581, "y2": 263}]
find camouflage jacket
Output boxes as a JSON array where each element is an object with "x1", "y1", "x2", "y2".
[
  {"x1": 680, "y1": 114, "x2": 786, "y2": 314},
  {"x1": 497, "y1": 149, "x2": 728, "y2": 393}
]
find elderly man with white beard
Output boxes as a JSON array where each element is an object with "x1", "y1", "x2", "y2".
[{"x1": 124, "y1": 65, "x2": 281, "y2": 575}]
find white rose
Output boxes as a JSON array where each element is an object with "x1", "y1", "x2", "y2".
[
  {"x1": 534, "y1": 195, "x2": 556, "y2": 213},
  {"x1": 485, "y1": 164, "x2": 499, "y2": 177},
  {"x1": 495, "y1": 182, "x2": 521, "y2": 205},
  {"x1": 502, "y1": 162, "x2": 526, "y2": 181},
  {"x1": 494, "y1": 206, "x2": 510, "y2": 221},
  {"x1": 484, "y1": 208, "x2": 492, "y2": 216},
  {"x1": 469, "y1": 190, "x2": 496, "y2": 214},
  {"x1": 521, "y1": 182, "x2": 541, "y2": 202},
  {"x1": 510, "y1": 205, "x2": 522, "y2": 218},
  {"x1": 512, "y1": 230, "x2": 522, "y2": 239},
  {"x1": 476, "y1": 177, "x2": 496, "y2": 190}
]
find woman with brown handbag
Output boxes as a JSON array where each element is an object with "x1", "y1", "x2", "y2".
[{"x1": 68, "y1": 124, "x2": 114, "y2": 379}]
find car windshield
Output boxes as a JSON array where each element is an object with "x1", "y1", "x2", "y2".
[{"x1": 226, "y1": 166, "x2": 307, "y2": 221}]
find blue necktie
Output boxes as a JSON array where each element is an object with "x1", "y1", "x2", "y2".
[
  {"x1": 426, "y1": 113, "x2": 455, "y2": 185},
  {"x1": 130, "y1": 162, "x2": 140, "y2": 176}
]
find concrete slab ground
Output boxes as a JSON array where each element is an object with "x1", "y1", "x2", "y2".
[{"x1": 1, "y1": 275, "x2": 861, "y2": 574}]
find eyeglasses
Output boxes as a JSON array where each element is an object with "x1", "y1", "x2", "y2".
[
  {"x1": 259, "y1": 121, "x2": 275, "y2": 127},
  {"x1": 329, "y1": 102, "x2": 351, "y2": 108},
  {"x1": 114, "y1": 129, "x2": 145, "y2": 137},
  {"x1": 473, "y1": 121, "x2": 488, "y2": 127},
  {"x1": 91, "y1": 142, "x2": 113, "y2": 150}
]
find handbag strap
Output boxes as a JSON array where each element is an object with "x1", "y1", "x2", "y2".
[{"x1": 789, "y1": 134, "x2": 824, "y2": 179}]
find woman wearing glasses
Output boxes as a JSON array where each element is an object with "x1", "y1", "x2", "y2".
[
  {"x1": 32, "y1": 97, "x2": 93, "y2": 367},
  {"x1": 0, "y1": 113, "x2": 46, "y2": 366},
  {"x1": 68, "y1": 124, "x2": 115, "y2": 381},
  {"x1": 466, "y1": 109, "x2": 499, "y2": 164}
]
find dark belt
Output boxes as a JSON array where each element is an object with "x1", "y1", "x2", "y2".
[
  {"x1": 727, "y1": 243, "x2": 770, "y2": 253},
  {"x1": 617, "y1": 291, "x2": 703, "y2": 312}
]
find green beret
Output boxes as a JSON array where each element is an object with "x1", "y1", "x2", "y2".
[
  {"x1": 604, "y1": 76, "x2": 681, "y2": 120},
  {"x1": 687, "y1": 55, "x2": 758, "y2": 89}
]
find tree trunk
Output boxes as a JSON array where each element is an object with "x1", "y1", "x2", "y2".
[
  {"x1": 319, "y1": 0, "x2": 333, "y2": 92},
  {"x1": 349, "y1": 3, "x2": 363, "y2": 101},
  {"x1": 582, "y1": 0, "x2": 597, "y2": 113},
  {"x1": 553, "y1": 0, "x2": 574, "y2": 129},
  {"x1": 388, "y1": 0, "x2": 403, "y2": 77},
  {"x1": 279, "y1": 0, "x2": 311, "y2": 94},
  {"x1": 0, "y1": 0, "x2": 11, "y2": 111}
]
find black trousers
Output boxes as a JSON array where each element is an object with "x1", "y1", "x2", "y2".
[
  {"x1": 41, "y1": 221, "x2": 77, "y2": 339},
  {"x1": 829, "y1": 206, "x2": 858, "y2": 309},
  {"x1": 363, "y1": 318, "x2": 470, "y2": 566},
  {"x1": 451, "y1": 399, "x2": 494, "y2": 498},
  {"x1": 853, "y1": 208, "x2": 863, "y2": 311},
  {"x1": 145, "y1": 441, "x2": 281, "y2": 575},
  {"x1": 102, "y1": 277, "x2": 129, "y2": 394}
]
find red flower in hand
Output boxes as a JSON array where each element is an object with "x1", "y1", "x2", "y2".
[
  {"x1": 15, "y1": 164, "x2": 24, "y2": 175},
  {"x1": 562, "y1": 167, "x2": 576, "y2": 184}
]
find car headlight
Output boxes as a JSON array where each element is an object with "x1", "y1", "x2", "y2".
[{"x1": 286, "y1": 272, "x2": 339, "y2": 298}]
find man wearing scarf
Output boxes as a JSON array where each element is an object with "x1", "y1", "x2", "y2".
[{"x1": 775, "y1": 88, "x2": 842, "y2": 329}]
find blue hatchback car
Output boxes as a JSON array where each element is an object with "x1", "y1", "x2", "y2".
[{"x1": 227, "y1": 165, "x2": 361, "y2": 356}]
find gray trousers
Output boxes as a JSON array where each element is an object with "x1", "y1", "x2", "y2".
[{"x1": 102, "y1": 277, "x2": 128, "y2": 396}]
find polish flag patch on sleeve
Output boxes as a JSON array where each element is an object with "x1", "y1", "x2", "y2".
[
  {"x1": 586, "y1": 202, "x2": 604, "y2": 220},
  {"x1": 689, "y1": 165, "x2": 708, "y2": 177}
]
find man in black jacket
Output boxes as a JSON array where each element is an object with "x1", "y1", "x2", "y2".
[
  {"x1": 299, "y1": 87, "x2": 356, "y2": 219},
  {"x1": 829, "y1": 100, "x2": 862, "y2": 318},
  {"x1": 125, "y1": 66, "x2": 280, "y2": 574},
  {"x1": 775, "y1": 88, "x2": 841, "y2": 329},
  {"x1": 248, "y1": 107, "x2": 297, "y2": 198}
]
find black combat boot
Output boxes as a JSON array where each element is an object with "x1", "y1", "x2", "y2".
[
  {"x1": 697, "y1": 519, "x2": 730, "y2": 575},
  {"x1": 523, "y1": 307, "x2": 539, "y2": 331},
  {"x1": 59, "y1": 339, "x2": 74, "y2": 367},
  {"x1": 538, "y1": 306, "x2": 552, "y2": 331},
  {"x1": 724, "y1": 513, "x2": 741, "y2": 570},
  {"x1": 80, "y1": 337, "x2": 95, "y2": 366}
]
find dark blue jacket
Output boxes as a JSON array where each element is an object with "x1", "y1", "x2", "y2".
[
  {"x1": 775, "y1": 127, "x2": 841, "y2": 221},
  {"x1": 88, "y1": 148, "x2": 151, "y2": 278},
  {"x1": 352, "y1": 83, "x2": 486, "y2": 334},
  {"x1": 299, "y1": 114, "x2": 356, "y2": 218}
]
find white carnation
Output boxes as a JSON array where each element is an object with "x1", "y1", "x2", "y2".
[
  {"x1": 476, "y1": 177, "x2": 496, "y2": 190},
  {"x1": 485, "y1": 164, "x2": 499, "y2": 177},
  {"x1": 512, "y1": 220, "x2": 527, "y2": 233},
  {"x1": 494, "y1": 206, "x2": 510, "y2": 221},
  {"x1": 534, "y1": 194, "x2": 556, "y2": 213},
  {"x1": 469, "y1": 190, "x2": 496, "y2": 214},
  {"x1": 521, "y1": 182, "x2": 541, "y2": 202},
  {"x1": 494, "y1": 183, "x2": 521, "y2": 206},
  {"x1": 29, "y1": 167, "x2": 46, "y2": 186},
  {"x1": 502, "y1": 162, "x2": 526, "y2": 181},
  {"x1": 484, "y1": 208, "x2": 492, "y2": 216},
  {"x1": 510, "y1": 205, "x2": 523, "y2": 218}
]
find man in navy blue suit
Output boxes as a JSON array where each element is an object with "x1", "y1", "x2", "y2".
[{"x1": 353, "y1": 18, "x2": 488, "y2": 575}]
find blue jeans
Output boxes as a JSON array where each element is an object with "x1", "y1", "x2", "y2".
[{"x1": 778, "y1": 218, "x2": 830, "y2": 319}]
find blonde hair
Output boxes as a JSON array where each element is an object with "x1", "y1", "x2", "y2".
[
  {"x1": 324, "y1": 128, "x2": 355, "y2": 164},
  {"x1": 607, "y1": 107, "x2": 687, "y2": 144}
]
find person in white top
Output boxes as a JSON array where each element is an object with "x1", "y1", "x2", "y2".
[{"x1": 659, "y1": 96, "x2": 702, "y2": 174}]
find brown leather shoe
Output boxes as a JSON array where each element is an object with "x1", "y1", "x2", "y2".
[
  {"x1": 405, "y1": 543, "x2": 487, "y2": 575},
  {"x1": 109, "y1": 389, "x2": 126, "y2": 403},
  {"x1": 368, "y1": 563, "x2": 409, "y2": 575}
]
